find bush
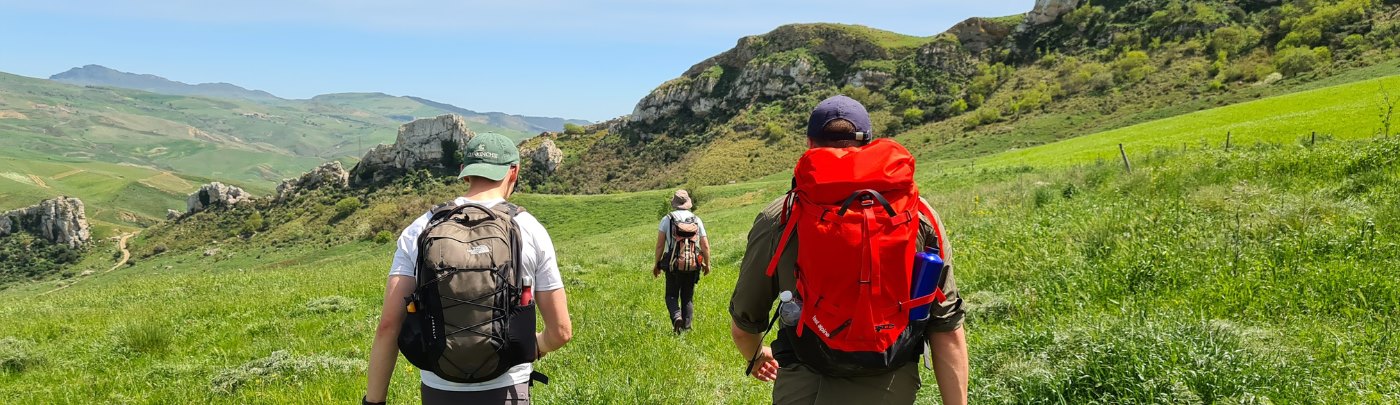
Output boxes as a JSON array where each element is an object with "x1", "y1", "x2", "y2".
[
  {"x1": 333, "y1": 197, "x2": 361, "y2": 219},
  {"x1": 1114, "y1": 51, "x2": 1157, "y2": 84},
  {"x1": 373, "y1": 230, "x2": 395, "y2": 244},
  {"x1": 1209, "y1": 26, "x2": 1261, "y2": 57},
  {"x1": 902, "y1": 107, "x2": 925, "y2": 125},
  {"x1": 240, "y1": 211, "x2": 263, "y2": 237},
  {"x1": 1274, "y1": 46, "x2": 1322, "y2": 77},
  {"x1": 966, "y1": 107, "x2": 1003, "y2": 129},
  {"x1": 563, "y1": 123, "x2": 586, "y2": 135}
]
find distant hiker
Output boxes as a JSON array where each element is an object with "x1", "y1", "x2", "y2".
[
  {"x1": 654, "y1": 189, "x2": 712, "y2": 334},
  {"x1": 728, "y1": 96, "x2": 968, "y2": 404},
  {"x1": 365, "y1": 133, "x2": 573, "y2": 405}
]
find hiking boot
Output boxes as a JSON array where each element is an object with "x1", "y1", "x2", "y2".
[{"x1": 672, "y1": 316, "x2": 685, "y2": 334}]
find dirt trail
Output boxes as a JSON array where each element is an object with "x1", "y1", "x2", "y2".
[
  {"x1": 51, "y1": 169, "x2": 84, "y2": 180},
  {"x1": 27, "y1": 174, "x2": 48, "y2": 188},
  {"x1": 39, "y1": 232, "x2": 135, "y2": 296}
]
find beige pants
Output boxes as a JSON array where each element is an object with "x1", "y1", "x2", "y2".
[{"x1": 772, "y1": 363, "x2": 922, "y2": 405}]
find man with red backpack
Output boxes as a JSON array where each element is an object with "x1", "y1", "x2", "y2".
[{"x1": 728, "y1": 96, "x2": 967, "y2": 404}]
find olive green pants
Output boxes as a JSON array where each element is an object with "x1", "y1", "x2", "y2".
[{"x1": 772, "y1": 362, "x2": 922, "y2": 405}]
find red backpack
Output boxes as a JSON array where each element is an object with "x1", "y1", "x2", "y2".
[{"x1": 764, "y1": 138, "x2": 947, "y2": 376}]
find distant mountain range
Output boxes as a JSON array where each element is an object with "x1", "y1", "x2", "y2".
[
  {"x1": 49, "y1": 65, "x2": 589, "y2": 133},
  {"x1": 51, "y1": 65, "x2": 282, "y2": 102}
]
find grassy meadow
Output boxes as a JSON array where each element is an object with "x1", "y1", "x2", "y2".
[{"x1": 2, "y1": 126, "x2": 1397, "y2": 403}]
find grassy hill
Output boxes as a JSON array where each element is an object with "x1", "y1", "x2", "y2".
[
  {"x1": 2, "y1": 79, "x2": 1397, "y2": 402},
  {"x1": 527, "y1": 0, "x2": 1400, "y2": 193}
]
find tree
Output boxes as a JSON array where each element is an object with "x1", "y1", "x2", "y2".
[
  {"x1": 1274, "y1": 46, "x2": 1321, "y2": 77},
  {"x1": 334, "y1": 197, "x2": 361, "y2": 220},
  {"x1": 563, "y1": 123, "x2": 586, "y2": 135},
  {"x1": 902, "y1": 108, "x2": 925, "y2": 125}
]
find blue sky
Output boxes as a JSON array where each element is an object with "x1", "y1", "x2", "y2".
[{"x1": 0, "y1": 1, "x2": 1032, "y2": 121}]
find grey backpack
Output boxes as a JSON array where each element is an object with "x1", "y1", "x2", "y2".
[{"x1": 398, "y1": 201, "x2": 541, "y2": 383}]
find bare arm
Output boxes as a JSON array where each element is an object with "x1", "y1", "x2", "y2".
[
  {"x1": 930, "y1": 327, "x2": 969, "y2": 405},
  {"x1": 730, "y1": 320, "x2": 778, "y2": 382},
  {"x1": 699, "y1": 236, "x2": 712, "y2": 275},
  {"x1": 535, "y1": 288, "x2": 573, "y2": 356},
  {"x1": 654, "y1": 232, "x2": 666, "y2": 277},
  {"x1": 365, "y1": 275, "x2": 416, "y2": 402}
]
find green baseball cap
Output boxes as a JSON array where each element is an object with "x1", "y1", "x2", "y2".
[{"x1": 457, "y1": 132, "x2": 520, "y2": 181}]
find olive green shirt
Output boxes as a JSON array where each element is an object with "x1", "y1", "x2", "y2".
[{"x1": 729, "y1": 195, "x2": 964, "y2": 336}]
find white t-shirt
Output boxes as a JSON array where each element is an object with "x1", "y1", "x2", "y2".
[
  {"x1": 658, "y1": 210, "x2": 707, "y2": 237},
  {"x1": 389, "y1": 197, "x2": 564, "y2": 391}
]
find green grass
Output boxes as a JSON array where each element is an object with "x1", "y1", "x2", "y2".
[
  {"x1": 976, "y1": 74, "x2": 1400, "y2": 168},
  {"x1": 2, "y1": 135, "x2": 1397, "y2": 403}
]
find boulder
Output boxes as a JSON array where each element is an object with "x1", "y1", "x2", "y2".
[
  {"x1": 166, "y1": 209, "x2": 182, "y2": 221},
  {"x1": 948, "y1": 17, "x2": 1015, "y2": 54},
  {"x1": 0, "y1": 196, "x2": 91, "y2": 248},
  {"x1": 349, "y1": 114, "x2": 476, "y2": 184},
  {"x1": 186, "y1": 182, "x2": 254, "y2": 214},
  {"x1": 275, "y1": 161, "x2": 350, "y2": 202},
  {"x1": 1024, "y1": 0, "x2": 1080, "y2": 27},
  {"x1": 528, "y1": 139, "x2": 565, "y2": 174}
]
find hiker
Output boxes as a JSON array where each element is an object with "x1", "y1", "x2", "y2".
[
  {"x1": 728, "y1": 96, "x2": 968, "y2": 404},
  {"x1": 653, "y1": 189, "x2": 712, "y2": 333},
  {"x1": 364, "y1": 133, "x2": 573, "y2": 405}
]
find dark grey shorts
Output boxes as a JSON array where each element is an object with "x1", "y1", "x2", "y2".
[{"x1": 420, "y1": 382, "x2": 530, "y2": 405}]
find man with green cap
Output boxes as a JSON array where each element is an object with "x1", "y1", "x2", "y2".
[{"x1": 364, "y1": 133, "x2": 574, "y2": 405}]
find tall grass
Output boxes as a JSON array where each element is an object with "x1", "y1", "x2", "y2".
[{"x1": 0, "y1": 137, "x2": 1397, "y2": 403}]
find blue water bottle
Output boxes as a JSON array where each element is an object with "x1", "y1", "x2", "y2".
[{"x1": 909, "y1": 247, "x2": 944, "y2": 321}]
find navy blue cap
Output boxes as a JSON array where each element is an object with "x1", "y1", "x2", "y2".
[{"x1": 806, "y1": 95, "x2": 873, "y2": 141}]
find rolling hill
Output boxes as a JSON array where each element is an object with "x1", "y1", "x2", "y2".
[{"x1": 524, "y1": 0, "x2": 1400, "y2": 193}]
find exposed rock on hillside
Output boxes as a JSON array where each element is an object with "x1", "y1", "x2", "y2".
[
  {"x1": 350, "y1": 114, "x2": 475, "y2": 185},
  {"x1": 275, "y1": 161, "x2": 350, "y2": 202},
  {"x1": 949, "y1": 17, "x2": 1016, "y2": 54},
  {"x1": 0, "y1": 197, "x2": 91, "y2": 248},
  {"x1": 1023, "y1": 0, "x2": 1080, "y2": 27},
  {"x1": 528, "y1": 139, "x2": 564, "y2": 174},
  {"x1": 187, "y1": 182, "x2": 254, "y2": 214}
]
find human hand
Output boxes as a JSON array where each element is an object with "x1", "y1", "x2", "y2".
[
  {"x1": 653, "y1": 266, "x2": 661, "y2": 278},
  {"x1": 702, "y1": 263, "x2": 710, "y2": 276},
  {"x1": 748, "y1": 346, "x2": 779, "y2": 382}
]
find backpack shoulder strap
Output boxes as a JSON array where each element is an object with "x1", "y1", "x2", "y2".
[
  {"x1": 764, "y1": 192, "x2": 801, "y2": 278},
  {"x1": 916, "y1": 198, "x2": 948, "y2": 261}
]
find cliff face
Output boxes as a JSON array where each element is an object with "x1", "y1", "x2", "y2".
[
  {"x1": 0, "y1": 197, "x2": 91, "y2": 248},
  {"x1": 350, "y1": 114, "x2": 476, "y2": 185}
]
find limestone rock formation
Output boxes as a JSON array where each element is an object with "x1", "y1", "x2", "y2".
[
  {"x1": 528, "y1": 139, "x2": 564, "y2": 174},
  {"x1": 186, "y1": 182, "x2": 254, "y2": 214},
  {"x1": 948, "y1": 17, "x2": 1015, "y2": 54},
  {"x1": 350, "y1": 114, "x2": 476, "y2": 184},
  {"x1": 1024, "y1": 0, "x2": 1080, "y2": 27},
  {"x1": 0, "y1": 197, "x2": 91, "y2": 248},
  {"x1": 167, "y1": 209, "x2": 182, "y2": 221},
  {"x1": 275, "y1": 161, "x2": 350, "y2": 202}
]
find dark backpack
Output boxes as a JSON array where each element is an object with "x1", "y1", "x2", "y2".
[
  {"x1": 398, "y1": 201, "x2": 538, "y2": 383},
  {"x1": 665, "y1": 212, "x2": 703, "y2": 272}
]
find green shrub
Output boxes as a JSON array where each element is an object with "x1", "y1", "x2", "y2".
[
  {"x1": 240, "y1": 211, "x2": 263, "y2": 237},
  {"x1": 1274, "y1": 46, "x2": 1321, "y2": 77},
  {"x1": 373, "y1": 230, "x2": 395, "y2": 244},
  {"x1": 1209, "y1": 26, "x2": 1261, "y2": 57},
  {"x1": 1114, "y1": 51, "x2": 1157, "y2": 84},
  {"x1": 902, "y1": 107, "x2": 925, "y2": 124},
  {"x1": 563, "y1": 123, "x2": 586, "y2": 135},
  {"x1": 333, "y1": 197, "x2": 361, "y2": 219}
]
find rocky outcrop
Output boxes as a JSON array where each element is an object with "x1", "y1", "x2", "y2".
[
  {"x1": 274, "y1": 161, "x2": 349, "y2": 202},
  {"x1": 187, "y1": 182, "x2": 254, "y2": 214},
  {"x1": 1023, "y1": 0, "x2": 1080, "y2": 27},
  {"x1": 948, "y1": 18, "x2": 1015, "y2": 54},
  {"x1": 350, "y1": 114, "x2": 475, "y2": 184},
  {"x1": 0, "y1": 197, "x2": 91, "y2": 248},
  {"x1": 527, "y1": 139, "x2": 564, "y2": 174},
  {"x1": 167, "y1": 209, "x2": 182, "y2": 221}
]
